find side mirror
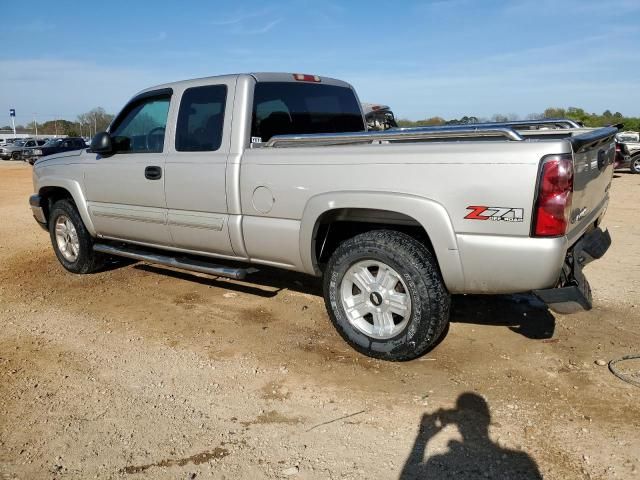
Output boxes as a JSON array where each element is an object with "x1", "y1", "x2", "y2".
[{"x1": 90, "y1": 131, "x2": 113, "y2": 154}]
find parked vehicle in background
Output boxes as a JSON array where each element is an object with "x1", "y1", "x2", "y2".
[
  {"x1": 25, "y1": 137, "x2": 87, "y2": 165},
  {"x1": 0, "y1": 139, "x2": 30, "y2": 160},
  {"x1": 362, "y1": 103, "x2": 398, "y2": 130},
  {"x1": 616, "y1": 131, "x2": 639, "y2": 143},
  {"x1": 614, "y1": 131, "x2": 640, "y2": 174},
  {"x1": 29, "y1": 72, "x2": 614, "y2": 361},
  {"x1": 19, "y1": 139, "x2": 47, "y2": 160}
]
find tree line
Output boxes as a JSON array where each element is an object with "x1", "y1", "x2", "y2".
[
  {"x1": 397, "y1": 107, "x2": 640, "y2": 131},
  {"x1": 3, "y1": 105, "x2": 638, "y2": 137},
  {"x1": 1, "y1": 107, "x2": 114, "y2": 137}
]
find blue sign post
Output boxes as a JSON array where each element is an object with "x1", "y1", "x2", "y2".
[{"x1": 9, "y1": 109, "x2": 16, "y2": 136}]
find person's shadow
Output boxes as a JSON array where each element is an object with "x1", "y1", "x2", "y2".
[{"x1": 399, "y1": 393, "x2": 542, "y2": 479}]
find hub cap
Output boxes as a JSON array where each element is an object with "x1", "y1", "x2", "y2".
[
  {"x1": 340, "y1": 260, "x2": 412, "y2": 339},
  {"x1": 54, "y1": 215, "x2": 80, "y2": 262}
]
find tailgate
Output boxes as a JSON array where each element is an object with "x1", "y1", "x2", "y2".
[{"x1": 568, "y1": 127, "x2": 617, "y2": 237}]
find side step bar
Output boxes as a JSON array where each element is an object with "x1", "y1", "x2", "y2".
[{"x1": 93, "y1": 243, "x2": 256, "y2": 280}]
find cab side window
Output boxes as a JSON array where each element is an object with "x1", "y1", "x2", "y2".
[
  {"x1": 110, "y1": 95, "x2": 171, "y2": 153},
  {"x1": 175, "y1": 85, "x2": 227, "y2": 152}
]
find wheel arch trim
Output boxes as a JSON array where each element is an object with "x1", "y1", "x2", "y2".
[
  {"x1": 299, "y1": 191, "x2": 465, "y2": 292},
  {"x1": 38, "y1": 178, "x2": 97, "y2": 236}
]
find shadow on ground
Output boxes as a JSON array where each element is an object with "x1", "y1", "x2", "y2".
[
  {"x1": 132, "y1": 262, "x2": 555, "y2": 339},
  {"x1": 399, "y1": 393, "x2": 543, "y2": 479},
  {"x1": 450, "y1": 294, "x2": 555, "y2": 340}
]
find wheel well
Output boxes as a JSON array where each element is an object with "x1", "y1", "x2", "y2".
[
  {"x1": 313, "y1": 208, "x2": 435, "y2": 270},
  {"x1": 39, "y1": 187, "x2": 74, "y2": 225}
]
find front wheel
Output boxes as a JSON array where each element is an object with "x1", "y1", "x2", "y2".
[
  {"x1": 323, "y1": 230, "x2": 450, "y2": 361},
  {"x1": 631, "y1": 156, "x2": 640, "y2": 174},
  {"x1": 11, "y1": 151, "x2": 21, "y2": 160},
  {"x1": 49, "y1": 199, "x2": 105, "y2": 274}
]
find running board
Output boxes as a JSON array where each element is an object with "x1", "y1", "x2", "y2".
[{"x1": 93, "y1": 243, "x2": 256, "y2": 280}]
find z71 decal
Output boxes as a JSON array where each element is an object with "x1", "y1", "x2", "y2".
[{"x1": 465, "y1": 206, "x2": 524, "y2": 223}]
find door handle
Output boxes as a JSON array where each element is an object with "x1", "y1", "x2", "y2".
[{"x1": 145, "y1": 166, "x2": 162, "y2": 180}]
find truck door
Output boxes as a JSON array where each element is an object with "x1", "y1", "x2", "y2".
[
  {"x1": 163, "y1": 80, "x2": 235, "y2": 255},
  {"x1": 83, "y1": 90, "x2": 172, "y2": 246}
]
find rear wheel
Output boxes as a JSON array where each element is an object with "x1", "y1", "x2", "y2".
[
  {"x1": 49, "y1": 199, "x2": 105, "y2": 273},
  {"x1": 631, "y1": 156, "x2": 640, "y2": 174},
  {"x1": 323, "y1": 230, "x2": 450, "y2": 361}
]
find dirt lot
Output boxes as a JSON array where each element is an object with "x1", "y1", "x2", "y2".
[{"x1": 0, "y1": 161, "x2": 638, "y2": 479}]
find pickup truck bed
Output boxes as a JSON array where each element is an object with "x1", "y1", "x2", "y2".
[{"x1": 28, "y1": 72, "x2": 615, "y2": 361}]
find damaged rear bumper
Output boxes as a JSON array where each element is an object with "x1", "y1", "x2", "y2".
[{"x1": 533, "y1": 227, "x2": 611, "y2": 314}]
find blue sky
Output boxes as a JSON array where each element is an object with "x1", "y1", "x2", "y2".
[{"x1": 1, "y1": 0, "x2": 639, "y2": 125}]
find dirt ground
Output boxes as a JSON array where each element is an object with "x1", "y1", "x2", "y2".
[{"x1": 0, "y1": 161, "x2": 638, "y2": 479}]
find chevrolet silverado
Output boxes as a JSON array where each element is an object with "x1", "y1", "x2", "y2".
[{"x1": 29, "y1": 73, "x2": 614, "y2": 360}]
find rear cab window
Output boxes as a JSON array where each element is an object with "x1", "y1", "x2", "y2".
[
  {"x1": 175, "y1": 85, "x2": 227, "y2": 152},
  {"x1": 251, "y1": 82, "x2": 365, "y2": 142}
]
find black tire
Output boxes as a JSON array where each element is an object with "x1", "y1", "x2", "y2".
[
  {"x1": 323, "y1": 230, "x2": 450, "y2": 361},
  {"x1": 49, "y1": 199, "x2": 105, "y2": 274},
  {"x1": 631, "y1": 156, "x2": 640, "y2": 174},
  {"x1": 11, "y1": 151, "x2": 21, "y2": 160}
]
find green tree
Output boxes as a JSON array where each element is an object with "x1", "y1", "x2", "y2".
[{"x1": 543, "y1": 107, "x2": 566, "y2": 119}]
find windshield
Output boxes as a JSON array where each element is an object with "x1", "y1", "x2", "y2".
[
  {"x1": 617, "y1": 134, "x2": 638, "y2": 142},
  {"x1": 14, "y1": 140, "x2": 26, "y2": 147},
  {"x1": 44, "y1": 139, "x2": 62, "y2": 147}
]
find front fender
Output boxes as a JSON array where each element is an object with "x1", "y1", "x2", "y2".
[
  {"x1": 35, "y1": 173, "x2": 96, "y2": 237},
  {"x1": 299, "y1": 191, "x2": 465, "y2": 292}
]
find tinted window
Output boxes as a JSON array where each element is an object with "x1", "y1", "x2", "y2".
[
  {"x1": 176, "y1": 85, "x2": 227, "y2": 152},
  {"x1": 251, "y1": 82, "x2": 364, "y2": 141},
  {"x1": 110, "y1": 95, "x2": 170, "y2": 153}
]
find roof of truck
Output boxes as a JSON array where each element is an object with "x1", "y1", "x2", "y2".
[{"x1": 136, "y1": 72, "x2": 354, "y2": 98}]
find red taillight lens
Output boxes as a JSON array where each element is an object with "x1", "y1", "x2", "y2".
[{"x1": 533, "y1": 154, "x2": 574, "y2": 237}]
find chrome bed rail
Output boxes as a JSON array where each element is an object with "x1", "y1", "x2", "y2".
[
  {"x1": 263, "y1": 125, "x2": 524, "y2": 148},
  {"x1": 393, "y1": 118, "x2": 582, "y2": 132}
]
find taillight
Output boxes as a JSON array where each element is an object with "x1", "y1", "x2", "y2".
[{"x1": 533, "y1": 154, "x2": 574, "y2": 237}]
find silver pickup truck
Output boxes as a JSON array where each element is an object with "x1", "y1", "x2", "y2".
[{"x1": 29, "y1": 73, "x2": 614, "y2": 360}]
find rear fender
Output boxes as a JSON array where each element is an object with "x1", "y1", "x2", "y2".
[{"x1": 299, "y1": 191, "x2": 464, "y2": 292}]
